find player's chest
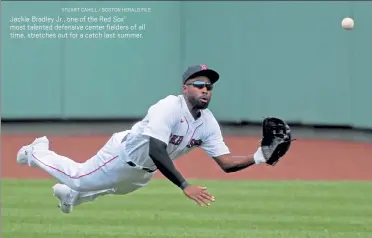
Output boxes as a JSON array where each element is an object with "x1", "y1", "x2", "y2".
[{"x1": 168, "y1": 119, "x2": 205, "y2": 149}]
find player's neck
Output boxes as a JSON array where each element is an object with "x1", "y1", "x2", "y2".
[
  {"x1": 185, "y1": 101, "x2": 201, "y2": 120},
  {"x1": 190, "y1": 108, "x2": 201, "y2": 120}
]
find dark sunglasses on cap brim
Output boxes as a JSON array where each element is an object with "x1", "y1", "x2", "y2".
[{"x1": 185, "y1": 81, "x2": 214, "y2": 91}]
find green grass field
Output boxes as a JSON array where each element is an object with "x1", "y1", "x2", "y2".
[{"x1": 2, "y1": 179, "x2": 372, "y2": 238}]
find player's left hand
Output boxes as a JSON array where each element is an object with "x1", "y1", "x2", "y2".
[
  {"x1": 183, "y1": 184, "x2": 215, "y2": 206},
  {"x1": 260, "y1": 117, "x2": 295, "y2": 166}
]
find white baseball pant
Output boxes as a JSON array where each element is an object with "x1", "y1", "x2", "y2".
[{"x1": 28, "y1": 130, "x2": 156, "y2": 204}]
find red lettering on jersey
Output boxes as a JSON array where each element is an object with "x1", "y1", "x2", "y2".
[
  {"x1": 186, "y1": 138, "x2": 203, "y2": 148},
  {"x1": 169, "y1": 134, "x2": 184, "y2": 145},
  {"x1": 169, "y1": 134, "x2": 178, "y2": 145},
  {"x1": 175, "y1": 136, "x2": 184, "y2": 145}
]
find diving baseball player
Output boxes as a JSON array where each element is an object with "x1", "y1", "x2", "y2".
[{"x1": 16, "y1": 64, "x2": 293, "y2": 213}]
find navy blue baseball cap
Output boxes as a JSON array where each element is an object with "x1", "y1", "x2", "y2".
[{"x1": 182, "y1": 64, "x2": 220, "y2": 85}]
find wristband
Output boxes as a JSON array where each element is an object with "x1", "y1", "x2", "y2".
[
  {"x1": 253, "y1": 147, "x2": 266, "y2": 165},
  {"x1": 180, "y1": 181, "x2": 189, "y2": 190}
]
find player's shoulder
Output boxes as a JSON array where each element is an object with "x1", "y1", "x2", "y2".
[
  {"x1": 148, "y1": 94, "x2": 182, "y2": 113},
  {"x1": 202, "y1": 109, "x2": 220, "y2": 126},
  {"x1": 202, "y1": 108, "x2": 217, "y2": 120},
  {"x1": 152, "y1": 95, "x2": 181, "y2": 107}
]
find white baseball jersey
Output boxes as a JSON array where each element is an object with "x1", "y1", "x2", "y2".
[
  {"x1": 25, "y1": 94, "x2": 230, "y2": 196},
  {"x1": 122, "y1": 95, "x2": 230, "y2": 169}
]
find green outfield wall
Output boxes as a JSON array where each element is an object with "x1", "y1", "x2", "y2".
[{"x1": 1, "y1": 1, "x2": 371, "y2": 129}]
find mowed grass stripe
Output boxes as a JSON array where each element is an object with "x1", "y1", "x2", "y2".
[
  {"x1": 2, "y1": 179, "x2": 372, "y2": 238},
  {"x1": 4, "y1": 208, "x2": 372, "y2": 232},
  {"x1": 3, "y1": 224, "x2": 372, "y2": 238}
]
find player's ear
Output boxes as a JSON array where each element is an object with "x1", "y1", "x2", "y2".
[{"x1": 182, "y1": 84, "x2": 188, "y2": 93}]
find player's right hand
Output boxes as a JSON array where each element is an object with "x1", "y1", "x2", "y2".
[{"x1": 183, "y1": 184, "x2": 215, "y2": 206}]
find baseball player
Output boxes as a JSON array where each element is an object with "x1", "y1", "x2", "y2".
[{"x1": 16, "y1": 64, "x2": 292, "y2": 214}]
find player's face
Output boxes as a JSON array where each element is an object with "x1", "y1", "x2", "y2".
[{"x1": 183, "y1": 76, "x2": 213, "y2": 109}]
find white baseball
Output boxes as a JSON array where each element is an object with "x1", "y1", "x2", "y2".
[{"x1": 341, "y1": 17, "x2": 354, "y2": 30}]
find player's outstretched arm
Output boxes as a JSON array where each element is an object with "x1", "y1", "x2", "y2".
[
  {"x1": 149, "y1": 137, "x2": 188, "y2": 188},
  {"x1": 209, "y1": 117, "x2": 294, "y2": 171},
  {"x1": 213, "y1": 148, "x2": 267, "y2": 173},
  {"x1": 149, "y1": 137, "x2": 215, "y2": 206}
]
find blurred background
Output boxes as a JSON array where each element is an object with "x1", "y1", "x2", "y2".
[
  {"x1": 2, "y1": 2, "x2": 372, "y2": 237},
  {"x1": 1, "y1": 1, "x2": 372, "y2": 138}
]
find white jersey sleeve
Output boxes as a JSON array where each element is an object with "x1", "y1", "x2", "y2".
[
  {"x1": 142, "y1": 96, "x2": 179, "y2": 145},
  {"x1": 201, "y1": 117, "x2": 230, "y2": 158}
]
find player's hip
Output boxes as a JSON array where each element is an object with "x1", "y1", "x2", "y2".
[{"x1": 119, "y1": 132, "x2": 158, "y2": 173}]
